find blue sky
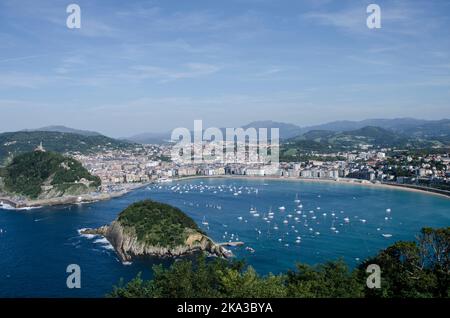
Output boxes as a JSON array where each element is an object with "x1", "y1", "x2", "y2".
[{"x1": 0, "y1": 0, "x2": 449, "y2": 137}]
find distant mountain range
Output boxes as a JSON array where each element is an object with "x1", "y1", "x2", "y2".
[
  {"x1": 23, "y1": 125, "x2": 102, "y2": 137},
  {"x1": 1, "y1": 118, "x2": 448, "y2": 164},
  {"x1": 280, "y1": 125, "x2": 449, "y2": 160},
  {"x1": 125, "y1": 132, "x2": 172, "y2": 144},
  {"x1": 245, "y1": 118, "x2": 450, "y2": 140},
  {"x1": 124, "y1": 118, "x2": 450, "y2": 144}
]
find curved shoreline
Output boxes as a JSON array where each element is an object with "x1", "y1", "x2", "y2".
[
  {"x1": 0, "y1": 183, "x2": 148, "y2": 209},
  {"x1": 2, "y1": 175, "x2": 448, "y2": 210},
  {"x1": 170, "y1": 175, "x2": 450, "y2": 200}
]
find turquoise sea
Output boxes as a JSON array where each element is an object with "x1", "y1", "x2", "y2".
[{"x1": 0, "y1": 178, "x2": 449, "y2": 297}]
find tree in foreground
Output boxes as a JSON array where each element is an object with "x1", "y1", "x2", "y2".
[{"x1": 109, "y1": 227, "x2": 449, "y2": 298}]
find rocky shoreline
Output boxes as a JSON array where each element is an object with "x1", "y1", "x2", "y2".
[
  {"x1": 0, "y1": 191, "x2": 126, "y2": 209},
  {"x1": 81, "y1": 221, "x2": 232, "y2": 261},
  {"x1": 0, "y1": 183, "x2": 149, "y2": 209}
]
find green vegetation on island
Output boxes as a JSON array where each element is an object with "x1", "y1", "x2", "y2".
[
  {"x1": 117, "y1": 200, "x2": 205, "y2": 248},
  {"x1": 0, "y1": 150, "x2": 100, "y2": 199},
  {"x1": 109, "y1": 227, "x2": 449, "y2": 298},
  {"x1": 82, "y1": 200, "x2": 227, "y2": 261}
]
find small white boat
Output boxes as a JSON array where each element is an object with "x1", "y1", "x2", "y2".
[
  {"x1": 382, "y1": 234, "x2": 393, "y2": 238},
  {"x1": 279, "y1": 206, "x2": 285, "y2": 211},
  {"x1": 201, "y1": 216, "x2": 209, "y2": 226},
  {"x1": 245, "y1": 246, "x2": 255, "y2": 253},
  {"x1": 294, "y1": 194, "x2": 301, "y2": 203}
]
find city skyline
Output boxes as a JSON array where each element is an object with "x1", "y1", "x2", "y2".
[{"x1": 1, "y1": 0, "x2": 450, "y2": 137}]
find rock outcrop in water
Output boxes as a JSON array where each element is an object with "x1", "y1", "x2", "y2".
[{"x1": 81, "y1": 200, "x2": 231, "y2": 261}]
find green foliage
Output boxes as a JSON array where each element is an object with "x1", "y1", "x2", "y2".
[
  {"x1": 220, "y1": 267, "x2": 287, "y2": 298},
  {"x1": 109, "y1": 256, "x2": 285, "y2": 298},
  {"x1": 286, "y1": 260, "x2": 364, "y2": 297},
  {"x1": 117, "y1": 200, "x2": 204, "y2": 248},
  {"x1": 0, "y1": 131, "x2": 134, "y2": 164},
  {"x1": 2, "y1": 151, "x2": 100, "y2": 198},
  {"x1": 109, "y1": 227, "x2": 449, "y2": 298},
  {"x1": 358, "y1": 227, "x2": 450, "y2": 298},
  {"x1": 281, "y1": 125, "x2": 448, "y2": 155}
]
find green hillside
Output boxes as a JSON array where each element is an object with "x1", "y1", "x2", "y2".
[
  {"x1": 0, "y1": 151, "x2": 100, "y2": 199},
  {"x1": 117, "y1": 200, "x2": 204, "y2": 248},
  {"x1": 0, "y1": 131, "x2": 135, "y2": 165},
  {"x1": 281, "y1": 126, "x2": 448, "y2": 160}
]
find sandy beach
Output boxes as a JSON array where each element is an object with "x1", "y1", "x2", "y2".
[
  {"x1": 171, "y1": 175, "x2": 450, "y2": 200},
  {"x1": 2, "y1": 175, "x2": 448, "y2": 210}
]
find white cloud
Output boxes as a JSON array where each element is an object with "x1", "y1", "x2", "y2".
[
  {"x1": 302, "y1": 1, "x2": 437, "y2": 36},
  {"x1": 303, "y1": 7, "x2": 365, "y2": 31},
  {"x1": 130, "y1": 63, "x2": 221, "y2": 82},
  {"x1": 0, "y1": 72, "x2": 56, "y2": 88}
]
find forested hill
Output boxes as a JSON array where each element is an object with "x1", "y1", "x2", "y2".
[
  {"x1": 117, "y1": 200, "x2": 204, "y2": 248},
  {"x1": 81, "y1": 200, "x2": 228, "y2": 261},
  {"x1": 280, "y1": 126, "x2": 449, "y2": 160},
  {"x1": 0, "y1": 151, "x2": 101, "y2": 199},
  {"x1": 0, "y1": 131, "x2": 135, "y2": 164}
]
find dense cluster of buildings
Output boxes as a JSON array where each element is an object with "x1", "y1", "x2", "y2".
[{"x1": 72, "y1": 144, "x2": 450, "y2": 192}]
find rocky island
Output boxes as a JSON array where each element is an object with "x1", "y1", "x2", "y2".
[
  {"x1": 81, "y1": 200, "x2": 232, "y2": 260},
  {"x1": 0, "y1": 146, "x2": 102, "y2": 208}
]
